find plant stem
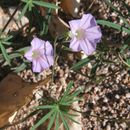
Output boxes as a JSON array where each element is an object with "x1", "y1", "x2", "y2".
[
  {"x1": 51, "y1": 37, "x2": 58, "y2": 84},
  {"x1": 118, "y1": 53, "x2": 130, "y2": 68}
]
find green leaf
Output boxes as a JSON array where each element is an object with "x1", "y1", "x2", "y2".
[
  {"x1": 2, "y1": 41, "x2": 12, "y2": 45},
  {"x1": 60, "y1": 81, "x2": 73, "y2": 102},
  {"x1": 60, "y1": 98, "x2": 81, "y2": 106},
  {"x1": 63, "y1": 81, "x2": 73, "y2": 96},
  {"x1": 0, "y1": 42, "x2": 10, "y2": 65},
  {"x1": 90, "y1": 62, "x2": 99, "y2": 77},
  {"x1": 40, "y1": 8, "x2": 52, "y2": 35},
  {"x1": 47, "y1": 111, "x2": 57, "y2": 130},
  {"x1": 9, "y1": 53, "x2": 22, "y2": 59},
  {"x1": 21, "y1": 0, "x2": 28, "y2": 3},
  {"x1": 2, "y1": 35, "x2": 13, "y2": 45},
  {"x1": 69, "y1": 89, "x2": 82, "y2": 98},
  {"x1": 33, "y1": 0, "x2": 59, "y2": 9},
  {"x1": 97, "y1": 20, "x2": 130, "y2": 34},
  {"x1": 59, "y1": 111, "x2": 69, "y2": 130},
  {"x1": 4, "y1": 35, "x2": 13, "y2": 41},
  {"x1": 71, "y1": 56, "x2": 95, "y2": 70},
  {"x1": 31, "y1": 109, "x2": 54, "y2": 130},
  {"x1": 17, "y1": 46, "x2": 30, "y2": 53},
  {"x1": 120, "y1": 44, "x2": 129, "y2": 54},
  {"x1": 18, "y1": 2, "x2": 29, "y2": 21},
  {"x1": 12, "y1": 63, "x2": 26, "y2": 72},
  {"x1": 55, "y1": 112, "x2": 60, "y2": 130},
  {"x1": 33, "y1": 105, "x2": 55, "y2": 110},
  {"x1": 60, "y1": 90, "x2": 82, "y2": 104},
  {"x1": 62, "y1": 111, "x2": 78, "y2": 117},
  {"x1": 126, "y1": 58, "x2": 130, "y2": 65},
  {"x1": 28, "y1": 0, "x2": 34, "y2": 11},
  {"x1": 62, "y1": 111, "x2": 80, "y2": 124}
]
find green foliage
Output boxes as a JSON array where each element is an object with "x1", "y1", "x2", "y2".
[
  {"x1": 71, "y1": 55, "x2": 95, "y2": 70},
  {"x1": 0, "y1": 35, "x2": 13, "y2": 65},
  {"x1": 0, "y1": 33, "x2": 29, "y2": 72},
  {"x1": 40, "y1": 8, "x2": 52, "y2": 36},
  {"x1": 126, "y1": 58, "x2": 130, "y2": 65},
  {"x1": 97, "y1": 20, "x2": 130, "y2": 34},
  {"x1": 32, "y1": 0, "x2": 59, "y2": 9},
  {"x1": 11, "y1": 63, "x2": 27, "y2": 73},
  {"x1": 104, "y1": 0, "x2": 130, "y2": 28},
  {"x1": 0, "y1": 0, "x2": 59, "y2": 73},
  {"x1": 19, "y1": 0, "x2": 59, "y2": 20},
  {"x1": 19, "y1": 1, "x2": 30, "y2": 20},
  {"x1": 31, "y1": 82, "x2": 82, "y2": 130},
  {"x1": 119, "y1": 44, "x2": 130, "y2": 68}
]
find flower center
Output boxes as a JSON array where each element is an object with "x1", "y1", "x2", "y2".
[
  {"x1": 32, "y1": 50, "x2": 41, "y2": 59},
  {"x1": 75, "y1": 28, "x2": 86, "y2": 40}
]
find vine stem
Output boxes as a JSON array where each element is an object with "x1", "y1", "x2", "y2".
[
  {"x1": 118, "y1": 53, "x2": 130, "y2": 68},
  {"x1": 51, "y1": 37, "x2": 58, "y2": 84},
  {"x1": 2, "y1": 3, "x2": 22, "y2": 33}
]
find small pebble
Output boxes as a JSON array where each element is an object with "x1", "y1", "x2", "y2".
[{"x1": 126, "y1": 93, "x2": 130, "y2": 98}]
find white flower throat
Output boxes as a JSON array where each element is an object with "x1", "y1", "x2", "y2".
[
  {"x1": 75, "y1": 28, "x2": 86, "y2": 40},
  {"x1": 32, "y1": 50, "x2": 41, "y2": 59}
]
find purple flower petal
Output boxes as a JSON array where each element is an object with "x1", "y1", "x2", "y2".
[
  {"x1": 31, "y1": 38, "x2": 44, "y2": 50},
  {"x1": 70, "y1": 38, "x2": 80, "y2": 51},
  {"x1": 40, "y1": 41, "x2": 53, "y2": 55},
  {"x1": 24, "y1": 48, "x2": 33, "y2": 61},
  {"x1": 69, "y1": 13, "x2": 102, "y2": 55},
  {"x1": 69, "y1": 19, "x2": 80, "y2": 33},
  {"x1": 80, "y1": 14, "x2": 97, "y2": 29},
  {"x1": 32, "y1": 60, "x2": 42, "y2": 73},
  {"x1": 39, "y1": 57, "x2": 50, "y2": 69},
  {"x1": 46, "y1": 56, "x2": 54, "y2": 66},
  {"x1": 80, "y1": 38, "x2": 96, "y2": 55},
  {"x1": 24, "y1": 37, "x2": 54, "y2": 73},
  {"x1": 86, "y1": 26, "x2": 102, "y2": 43},
  {"x1": 86, "y1": 26, "x2": 102, "y2": 40}
]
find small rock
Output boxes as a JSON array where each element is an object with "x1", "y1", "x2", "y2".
[
  {"x1": 35, "y1": 90, "x2": 43, "y2": 100},
  {"x1": 115, "y1": 94, "x2": 120, "y2": 99},
  {"x1": 120, "y1": 122, "x2": 127, "y2": 129},
  {"x1": 126, "y1": 93, "x2": 130, "y2": 98},
  {"x1": 106, "y1": 124, "x2": 111, "y2": 130},
  {"x1": 103, "y1": 97, "x2": 108, "y2": 103}
]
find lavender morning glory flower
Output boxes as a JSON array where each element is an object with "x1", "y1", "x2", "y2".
[
  {"x1": 24, "y1": 38, "x2": 54, "y2": 73},
  {"x1": 69, "y1": 14, "x2": 102, "y2": 55}
]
